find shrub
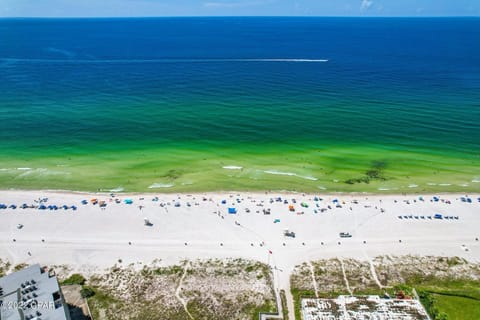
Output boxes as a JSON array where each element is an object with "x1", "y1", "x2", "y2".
[
  {"x1": 63, "y1": 273, "x2": 86, "y2": 285},
  {"x1": 80, "y1": 286, "x2": 96, "y2": 298}
]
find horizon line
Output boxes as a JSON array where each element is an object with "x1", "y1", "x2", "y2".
[{"x1": 1, "y1": 15, "x2": 479, "y2": 19}]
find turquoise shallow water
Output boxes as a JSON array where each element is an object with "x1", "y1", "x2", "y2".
[{"x1": 0, "y1": 18, "x2": 479, "y2": 192}]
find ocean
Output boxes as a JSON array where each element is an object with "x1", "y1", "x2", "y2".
[{"x1": 0, "y1": 17, "x2": 479, "y2": 192}]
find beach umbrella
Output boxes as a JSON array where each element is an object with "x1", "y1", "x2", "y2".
[
  {"x1": 228, "y1": 207, "x2": 237, "y2": 214},
  {"x1": 124, "y1": 199, "x2": 133, "y2": 204}
]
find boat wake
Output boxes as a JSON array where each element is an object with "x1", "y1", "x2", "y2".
[{"x1": 0, "y1": 58, "x2": 328, "y2": 64}]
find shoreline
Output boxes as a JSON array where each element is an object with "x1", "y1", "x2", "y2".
[{"x1": 1, "y1": 188, "x2": 479, "y2": 196}]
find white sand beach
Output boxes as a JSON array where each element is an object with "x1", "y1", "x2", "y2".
[{"x1": 1, "y1": 190, "x2": 479, "y2": 318}]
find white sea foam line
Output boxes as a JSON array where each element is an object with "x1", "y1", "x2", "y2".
[
  {"x1": 408, "y1": 184, "x2": 418, "y2": 188},
  {"x1": 263, "y1": 170, "x2": 318, "y2": 181},
  {"x1": 0, "y1": 58, "x2": 328, "y2": 64},
  {"x1": 17, "y1": 168, "x2": 70, "y2": 177},
  {"x1": 222, "y1": 166, "x2": 243, "y2": 170},
  {"x1": 148, "y1": 183, "x2": 174, "y2": 189},
  {"x1": 472, "y1": 179, "x2": 480, "y2": 183}
]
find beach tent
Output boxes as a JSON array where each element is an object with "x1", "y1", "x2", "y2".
[
  {"x1": 301, "y1": 202, "x2": 308, "y2": 208},
  {"x1": 228, "y1": 207, "x2": 237, "y2": 214},
  {"x1": 434, "y1": 214, "x2": 443, "y2": 219},
  {"x1": 124, "y1": 199, "x2": 133, "y2": 204},
  {"x1": 221, "y1": 200, "x2": 227, "y2": 204}
]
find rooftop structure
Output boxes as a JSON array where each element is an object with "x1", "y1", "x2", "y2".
[
  {"x1": 0, "y1": 264, "x2": 71, "y2": 320},
  {"x1": 302, "y1": 295, "x2": 430, "y2": 320}
]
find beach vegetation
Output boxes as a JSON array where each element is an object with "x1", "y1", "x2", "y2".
[
  {"x1": 86, "y1": 287, "x2": 123, "y2": 319},
  {"x1": 0, "y1": 259, "x2": 11, "y2": 277},
  {"x1": 62, "y1": 273, "x2": 86, "y2": 285},
  {"x1": 280, "y1": 290, "x2": 289, "y2": 320},
  {"x1": 153, "y1": 265, "x2": 183, "y2": 275},
  {"x1": 13, "y1": 263, "x2": 28, "y2": 272},
  {"x1": 85, "y1": 259, "x2": 275, "y2": 319},
  {"x1": 80, "y1": 286, "x2": 96, "y2": 298}
]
